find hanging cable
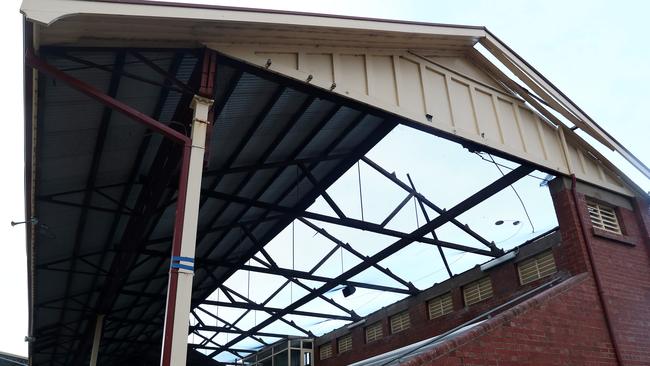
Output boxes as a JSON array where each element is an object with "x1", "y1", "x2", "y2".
[
  {"x1": 486, "y1": 153, "x2": 536, "y2": 233},
  {"x1": 413, "y1": 196, "x2": 420, "y2": 228},
  {"x1": 247, "y1": 259, "x2": 251, "y2": 298},
  {"x1": 357, "y1": 161, "x2": 365, "y2": 221},
  {"x1": 291, "y1": 221, "x2": 295, "y2": 304},
  {"x1": 474, "y1": 151, "x2": 546, "y2": 181}
]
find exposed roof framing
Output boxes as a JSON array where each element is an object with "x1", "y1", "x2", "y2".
[
  {"x1": 21, "y1": 2, "x2": 649, "y2": 365},
  {"x1": 25, "y1": 44, "x2": 525, "y2": 364}
]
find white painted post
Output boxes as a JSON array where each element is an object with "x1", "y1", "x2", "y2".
[
  {"x1": 162, "y1": 95, "x2": 213, "y2": 366},
  {"x1": 89, "y1": 314, "x2": 104, "y2": 366}
]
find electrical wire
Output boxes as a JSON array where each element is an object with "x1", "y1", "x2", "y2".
[
  {"x1": 485, "y1": 153, "x2": 536, "y2": 233},
  {"x1": 473, "y1": 152, "x2": 547, "y2": 181},
  {"x1": 413, "y1": 196, "x2": 420, "y2": 228},
  {"x1": 357, "y1": 161, "x2": 365, "y2": 221}
]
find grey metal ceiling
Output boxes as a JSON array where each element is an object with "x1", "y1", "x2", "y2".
[{"x1": 29, "y1": 47, "x2": 396, "y2": 366}]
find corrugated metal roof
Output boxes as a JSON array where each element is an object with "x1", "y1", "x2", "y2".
[{"x1": 28, "y1": 47, "x2": 395, "y2": 365}]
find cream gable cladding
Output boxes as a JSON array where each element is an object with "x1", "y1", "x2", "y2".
[
  {"x1": 20, "y1": 0, "x2": 644, "y2": 196},
  {"x1": 209, "y1": 44, "x2": 632, "y2": 196}
]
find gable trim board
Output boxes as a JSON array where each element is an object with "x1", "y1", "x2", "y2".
[
  {"x1": 20, "y1": 0, "x2": 648, "y2": 199},
  {"x1": 209, "y1": 44, "x2": 637, "y2": 197}
]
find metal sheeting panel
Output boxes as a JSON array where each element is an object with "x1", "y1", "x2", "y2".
[
  {"x1": 28, "y1": 47, "x2": 394, "y2": 365},
  {"x1": 211, "y1": 45, "x2": 633, "y2": 196}
]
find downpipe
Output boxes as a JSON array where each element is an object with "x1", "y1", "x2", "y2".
[{"x1": 570, "y1": 175, "x2": 623, "y2": 365}]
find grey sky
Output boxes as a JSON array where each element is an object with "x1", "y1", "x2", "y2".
[{"x1": 1, "y1": 0, "x2": 648, "y2": 358}]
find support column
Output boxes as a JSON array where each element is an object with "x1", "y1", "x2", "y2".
[
  {"x1": 161, "y1": 95, "x2": 214, "y2": 366},
  {"x1": 89, "y1": 314, "x2": 104, "y2": 366}
]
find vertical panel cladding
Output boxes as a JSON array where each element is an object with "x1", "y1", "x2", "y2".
[
  {"x1": 301, "y1": 53, "x2": 334, "y2": 84},
  {"x1": 540, "y1": 124, "x2": 566, "y2": 171},
  {"x1": 496, "y1": 98, "x2": 525, "y2": 151},
  {"x1": 214, "y1": 46, "x2": 634, "y2": 197},
  {"x1": 339, "y1": 54, "x2": 368, "y2": 95},
  {"x1": 448, "y1": 78, "x2": 478, "y2": 134},
  {"x1": 398, "y1": 57, "x2": 426, "y2": 115},
  {"x1": 567, "y1": 143, "x2": 585, "y2": 175},
  {"x1": 369, "y1": 55, "x2": 398, "y2": 105},
  {"x1": 473, "y1": 89, "x2": 501, "y2": 143},
  {"x1": 517, "y1": 107, "x2": 545, "y2": 157},
  {"x1": 580, "y1": 150, "x2": 603, "y2": 182},
  {"x1": 255, "y1": 52, "x2": 298, "y2": 70},
  {"x1": 422, "y1": 67, "x2": 453, "y2": 127}
]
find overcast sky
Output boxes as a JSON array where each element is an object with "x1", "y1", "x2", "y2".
[{"x1": 2, "y1": 0, "x2": 649, "y2": 358}]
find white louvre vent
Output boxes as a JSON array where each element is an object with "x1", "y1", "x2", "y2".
[
  {"x1": 463, "y1": 276, "x2": 493, "y2": 306},
  {"x1": 319, "y1": 343, "x2": 332, "y2": 360},
  {"x1": 365, "y1": 322, "x2": 383, "y2": 343},
  {"x1": 389, "y1": 311, "x2": 410, "y2": 334},
  {"x1": 337, "y1": 334, "x2": 352, "y2": 353},
  {"x1": 587, "y1": 200, "x2": 622, "y2": 234},
  {"x1": 427, "y1": 292, "x2": 453, "y2": 319},
  {"x1": 518, "y1": 250, "x2": 557, "y2": 285}
]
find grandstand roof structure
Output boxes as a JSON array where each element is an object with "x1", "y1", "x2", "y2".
[{"x1": 20, "y1": 1, "x2": 649, "y2": 365}]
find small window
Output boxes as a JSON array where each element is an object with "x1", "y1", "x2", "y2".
[
  {"x1": 389, "y1": 311, "x2": 410, "y2": 334},
  {"x1": 463, "y1": 276, "x2": 493, "y2": 306},
  {"x1": 587, "y1": 200, "x2": 622, "y2": 234},
  {"x1": 337, "y1": 334, "x2": 352, "y2": 353},
  {"x1": 365, "y1": 322, "x2": 383, "y2": 343},
  {"x1": 319, "y1": 343, "x2": 332, "y2": 360},
  {"x1": 518, "y1": 250, "x2": 557, "y2": 285},
  {"x1": 427, "y1": 292, "x2": 453, "y2": 319}
]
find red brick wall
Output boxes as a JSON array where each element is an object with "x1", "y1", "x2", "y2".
[
  {"x1": 403, "y1": 274, "x2": 617, "y2": 366},
  {"x1": 550, "y1": 181, "x2": 650, "y2": 365},
  {"x1": 316, "y1": 254, "x2": 559, "y2": 366},
  {"x1": 316, "y1": 180, "x2": 650, "y2": 366}
]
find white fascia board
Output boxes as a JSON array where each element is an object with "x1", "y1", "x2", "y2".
[{"x1": 20, "y1": 0, "x2": 486, "y2": 39}]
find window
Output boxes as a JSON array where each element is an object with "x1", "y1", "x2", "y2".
[
  {"x1": 365, "y1": 322, "x2": 383, "y2": 343},
  {"x1": 319, "y1": 344, "x2": 332, "y2": 360},
  {"x1": 587, "y1": 200, "x2": 622, "y2": 234},
  {"x1": 518, "y1": 250, "x2": 557, "y2": 285},
  {"x1": 337, "y1": 334, "x2": 352, "y2": 353},
  {"x1": 463, "y1": 276, "x2": 493, "y2": 306},
  {"x1": 427, "y1": 292, "x2": 453, "y2": 319},
  {"x1": 389, "y1": 311, "x2": 410, "y2": 334}
]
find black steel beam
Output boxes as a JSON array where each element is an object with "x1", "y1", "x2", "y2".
[
  {"x1": 53, "y1": 51, "x2": 126, "y2": 366},
  {"x1": 361, "y1": 156, "x2": 499, "y2": 252},
  {"x1": 295, "y1": 218, "x2": 417, "y2": 292},
  {"x1": 67, "y1": 49, "x2": 200, "y2": 366},
  {"x1": 204, "y1": 153, "x2": 349, "y2": 177},
  {"x1": 191, "y1": 326, "x2": 290, "y2": 340},
  {"x1": 202, "y1": 117, "x2": 397, "y2": 357},
  {"x1": 199, "y1": 300, "x2": 354, "y2": 322},
  {"x1": 407, "y1": 174, "x2": 453, "y2": 277},
  {"x1": 201, "y1": 190, "x2": 496, "y2": 257},
  {"x1": 208, "y1": 164, "x2": 533, "y2": 356}
]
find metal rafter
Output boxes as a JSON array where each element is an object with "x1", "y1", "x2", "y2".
[
  {"x1": 406, "y1": 174, "x2": 453, "y2": 278},
  {"x1": 198, "y1": 119, "x2": 398, "y2": 356},
  {"x1": 50, "y1": 50, "x2": 126, "y2": 366},
  {"x1": 361, "y1": 156, "x2": 499, "y2": 252},
  {"x1": 207, "y1": 164, "x2": 533, "y2": 356},
  {"x1": 201, "y1": 190, "x2": 496, "y2": 257}
]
